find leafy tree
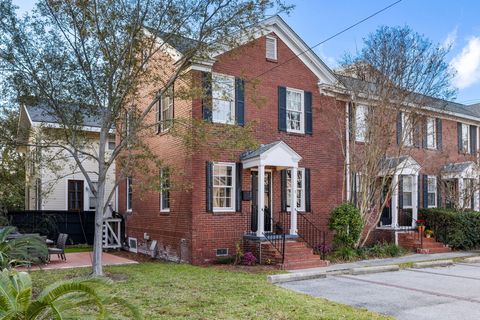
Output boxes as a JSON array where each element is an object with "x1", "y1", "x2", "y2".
[
  {"x1": 0, "y1": 268, "x2": 140, "y2": 319},
  {"x1": 0, "y1": 0, "x2": 290, "y2": 275},
  {"x1": 0, "y1": 107, "x2": 25, "y2": 212}
]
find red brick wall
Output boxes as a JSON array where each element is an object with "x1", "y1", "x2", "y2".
[{"x1": 189, "y1": 33, "x2": 344, "y2": 264}]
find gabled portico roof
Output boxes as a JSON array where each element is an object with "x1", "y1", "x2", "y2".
[
  {"x1": 442, "y1": 161, "x2": 479, "y2": 179},
  {"x1": 379, "y1": 155, "x2": 420, "y2": 176},
  {"x1": 240, "y1": 140, "x2": 301, "y2": 169}
]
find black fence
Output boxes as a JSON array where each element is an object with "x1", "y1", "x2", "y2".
[{"x1": 7, "y1": 210, "x2": 95, "y2": 245}]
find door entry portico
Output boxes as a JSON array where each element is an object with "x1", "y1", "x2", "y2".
[{"x1": 251, "y1": 171, "x2": 272, "y2": 233}]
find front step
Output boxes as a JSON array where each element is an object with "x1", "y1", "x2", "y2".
[
  {"x1": 398, "y1": 231, "x2": 451, "y2": 254},
  {"x1": 261, "y1": 239, "x2": 329, "y2": 270}
]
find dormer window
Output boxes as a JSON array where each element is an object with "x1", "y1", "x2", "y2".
[{"x1": 266, "y1": 36, "x2": 277, "y2": 60}]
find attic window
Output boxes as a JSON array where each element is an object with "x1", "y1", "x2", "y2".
[{"x1": 266, "y1": 36, "x2": 277, "y2": 60}]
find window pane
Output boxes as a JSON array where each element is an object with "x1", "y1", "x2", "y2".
[
  {"x1": 403, "y1": 176, "x2": 412, "y2": 192},
  {"x1": 426, "y1": 118, "x2": 436, "y2": 148},
  {"x1": 212, "y1": 74, "x2": 235, "y2": 124},
  {"x1": 403, "y1": 192, "x2": 412, "y2": 207},
  {"x1": 428, "y1": 193, "x2": 436, "y2": 206},
  {"x1": 355, "y1": 105, "x2": 367, "y2": 142},
  {"x1": 213, "y1": 164, "x2": 234, "y2": 209}
]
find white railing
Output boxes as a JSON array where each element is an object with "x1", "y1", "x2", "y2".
[{"x1": 103, "y1": 218, "x2": 122, "y2": 249}]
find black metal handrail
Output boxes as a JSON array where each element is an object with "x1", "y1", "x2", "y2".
[
  {"x1": 397, "y1": 209, "x2": 424, "y2": 247},
  {"x1": 295, "y1": 212, "x2": 326, "y2": 260},
  {"x1": 263, "y1": 216, "x2": 286, "y2": 265}
]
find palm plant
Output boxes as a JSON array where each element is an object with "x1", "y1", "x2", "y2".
[
  {"x1": 0, "y1": 227, "x2": 48, "y2": 268},
  {"x1": 0, "y1": 269, "x2": 140, "y2": 319}
]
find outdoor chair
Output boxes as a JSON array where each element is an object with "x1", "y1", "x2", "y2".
[{"x1": 48, "y1": 233, "x2": 68, "y2": 261}]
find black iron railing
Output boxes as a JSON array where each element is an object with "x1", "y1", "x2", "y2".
[
  {"x1": 296, "y1": 212, "x2": 327, "y2": 260},
  {"x1": 397, "y1": 209, "x2": 424, "y2": 247},
  {"x1": 263, "y1": 217, "x2": 286, "y2": 264}
]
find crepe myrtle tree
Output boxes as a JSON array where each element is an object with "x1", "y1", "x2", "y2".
[
  {"x1": 330, "y1": 26, "x2": 456, "y2": 246},
  {"x1": 0, "y1": 0, "x2": 291, "y2": 275}
]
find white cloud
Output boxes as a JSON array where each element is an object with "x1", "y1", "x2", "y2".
[
  {"x1": 317, "y1": 45, "x2": 338, "y2": 68},
  {"x1": 450, "y1": 37, "x2": 480, "y2": 89},
  {"x1": 442, "y1": 27, "x2": 458, "y2": 49}
]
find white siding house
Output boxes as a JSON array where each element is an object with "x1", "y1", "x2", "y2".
[{"x1": 17, "y1": 104, "x2": 117, "y2": 215}]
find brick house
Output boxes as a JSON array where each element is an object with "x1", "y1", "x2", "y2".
[{"x1": 119, "y1": 15, "x2": 480, "y2": 266}]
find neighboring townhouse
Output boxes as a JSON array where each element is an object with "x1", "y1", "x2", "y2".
[
  {"x1": 17, "y1": 103, "x2": 117, "y2": 215},
  {"x1": 119, "y1": 15, "x2": 480, "y2": 266}
]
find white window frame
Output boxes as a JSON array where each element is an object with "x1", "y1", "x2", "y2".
[
  {"x1": 402, "y1": 113, "x2": 414, "y2": 147},
  {"x1": 461, "y1": 123, "x2": 470, "y2": 153},
  {"x1": 402, "y1": 175, "x2": 413, "y2": 208},
  {"x1": 427, "y1": 176, "x2": 437, "y2": 208},
  {"x1": 212, "y1": 162, "x2": 236, "y2": 212},
  {"x1": 286, "y1": 88, "x2": 305, "y2": 134},
  {"x1": 212, "y1": 73, "x2": 235, "y2": 125},
  {"x1": 160, "y1": 167, "x2": 170, "y2": 212},
  {"x1": 286, "y1": 168, "x2": 306, "y2": 212},
  {"x1": 157, "y1": 87, "x2": 174, "y2": 133},
  {"x1": 426, "y1": 117, "x2": 437, "y2": 149},
  {"x1": 266, "y1": 36, "x2": 277, "y2": 60},
  {"x1": 126, "y1": 176, "x2": 133, "y2": 212},
  {"x1": 355, "y1": 105, "x2": 368, "y2": 142}
]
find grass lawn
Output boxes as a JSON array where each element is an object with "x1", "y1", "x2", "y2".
[{"x1": 30, "y1": 261, "x2": 391, "y2": 319}]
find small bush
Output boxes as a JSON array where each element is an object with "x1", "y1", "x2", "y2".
[
  {"x1": 328, "y1": 241, "x2": 406, "y2": 263},
  {"x1": 328, "y1": 203, "x2": 363, "y2": 249},
  {"x1": 242, "y1": 252, "x2": 257, "y2": 266},
  {"x1": 329, "y1": 247, "x2": 358, "y2": 262},
  {"x1": 420, "y1": 208, "x2": 480, "y2": 250}
]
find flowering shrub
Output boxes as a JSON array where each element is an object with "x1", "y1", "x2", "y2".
[{"x1": 242, "y1": 252, "x2": 257, "y2": 266}]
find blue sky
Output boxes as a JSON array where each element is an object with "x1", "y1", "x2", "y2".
[{"x1": 13, "y1": 0, "x2": 480, "y2": 104}]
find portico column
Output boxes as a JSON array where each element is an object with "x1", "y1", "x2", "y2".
[
  {"x1": 391, "y1": 174, "x2": 399, "y2": 228},
  {"x1": 256, "y1": 165, "x2": 265, "y2": 237},
  {"x1": 413, "y1": 174, "x2": 418, "y2": 227},
  {"x1": 458, "y1": 178, "x2": 464, "y2": 208},
  {"x1": 290, "y1": 167, "x2": 298, "y2": 235}
]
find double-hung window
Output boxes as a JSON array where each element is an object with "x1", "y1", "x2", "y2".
[
  {"x1": 212, "y1": 73, "x2": 235, "y2": 124},
  {"x1": 212, "y1": 163, "x2": 235, "y2": 211},
  {"x1": 355, "y1": 105, "x2": 368, "y2": 142},
  {"x1": 402, "y1": 175, "x2": 413, "y2": 208},
  {"x1": 156, "y1": 86, "x2": 174, "y2": 133},
  {"x1": 426, "y1": 118, "x2": 437, "y2": 149},
  {"x1": 427, "y1": 176, "x2": 437, "y2": 208},
  {"x1": 266, "y1": 36, "x2": 277, "y2": 60},
  {"x1": 286, "y1": 168, "x2": 305, "y2": 212},
  {"x1": 402, "y1": 113, "x2": 414, "y2": 146},
  {"x1": 160, "y1": 167, "x2": 170, "y2": 212},
  {"x1": 126, "y1": 177, "x2": 133, "y2": 211},
  {"x1": 286, "y1": 88, "x2": 304, "y2": 133},
  {"x1": 461, "y1": 123, "x2": 470, "y2": 153}
]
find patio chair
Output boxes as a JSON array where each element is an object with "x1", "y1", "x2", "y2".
[{"x1": 48, "y1": 233, "x2": 68, "y2": 261}]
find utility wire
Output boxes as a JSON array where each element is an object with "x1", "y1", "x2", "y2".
[{"x1": 250, "y1": 0, "x2": 403, "y2": 81}]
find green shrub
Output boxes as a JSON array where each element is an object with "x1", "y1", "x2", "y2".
[
  {"x1": 419, "y1": 208, "x2": 480, "y2": 250},
  {"x1": 328, "y1": 241, "x2": 406, "y2": 263},
  {"x1": 329, "y1": 247, "x2": 358, "y2": 262},
  {"x1": 328, "y1": 203, "x2": 363, "y2": 249}
]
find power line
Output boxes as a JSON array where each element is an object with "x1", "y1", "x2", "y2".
[{"x1": 250, "y1": 0, "x2": 403, "y2": 81}]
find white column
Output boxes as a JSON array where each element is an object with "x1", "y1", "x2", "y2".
[
  {"x1": 412, "y1": 174, "x2": 418, "y2": 227},
  {"x1": 256, "y1": 165, "x2": 265, "y2": 237},
  {"x1": 290, "y1": 167, "x2": 298, "y2": 235},
  {"x1": 458, "y1": 178, "x2": 464, "y2": 208},
  {"x1": 391, "y1": 174, "x2": 399, "y2": 228}
]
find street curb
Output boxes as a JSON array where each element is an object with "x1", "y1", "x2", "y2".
[
  {"x1": 463, "y1": 256, "x2": 480, "y2": 263},
  {"x1": 267, "y1": 271, "x2": 326, "y2": 284},
  {"x1": 350, "y1": 265, "x2": 400, "y2": 275},
  {"x1": 412, "y1": 259, "x2": 453, "y2": 268}
]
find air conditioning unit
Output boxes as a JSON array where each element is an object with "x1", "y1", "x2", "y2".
[{"x1": 128, "y1": 237, "x2": 138, "y2": 253}]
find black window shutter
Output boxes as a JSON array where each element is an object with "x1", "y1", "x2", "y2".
[
  {"x1": 202, "y1": 72, "x2": 212, "y2": 122},
  {"x1": 470, "y1": 125, "x2": 477, "y2": 154},
  {"x1": 423, "y1": 175, "x2": 428, "y2": 208},
  {"x1": 436, "y1": 118, "x2": 442, "y2": 150},
  {"x1": 280, "y1": 169, "x2": 287, "y2": 211},
  {"x1": 398, "y1": 175, "x2": 404, "y2": 209},
  {"x1": 348, "y1": 103, "x2": 354, "y2": 142},
  {"x1": 396, "y1": 112, "x2": 402, "y2": 145},
  {"x1": 304, "y1": 91, "x2": 313, "y2": 135},
  {"x1": 414, "y1": 121, "x2": 421, "y2": 148},
  {"x1": 278, "y1": 86, "x2": 287, "y2": 132},
  {"x1": 156, "y1": 100, "x2": 161, "y2": 134},
  {"x1": 458, "y1": 122, "x2": 463, "y2": 153},
  {"x1": 418, "y1": 175, "x2": 421, "y2": 208},
  {"x1": 206, "y1": 161, "x2": 213, "y2": 212},
  {"x1": 305, "y1": 168, "x2": 311, "y2": 212},
  {"x1": 437, "y1": 176, "x2": 442, "y2": 208},
  {"x1": 235, "y1": 162, "x2": 242, "y2": 212},
  {"x1": 235, "y1": 78, "x2": 245, "y2": 126}
]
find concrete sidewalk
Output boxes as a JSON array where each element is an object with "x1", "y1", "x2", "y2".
[{"x1": 289, "y1": 251, "x2": 479, "y2": 273}]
